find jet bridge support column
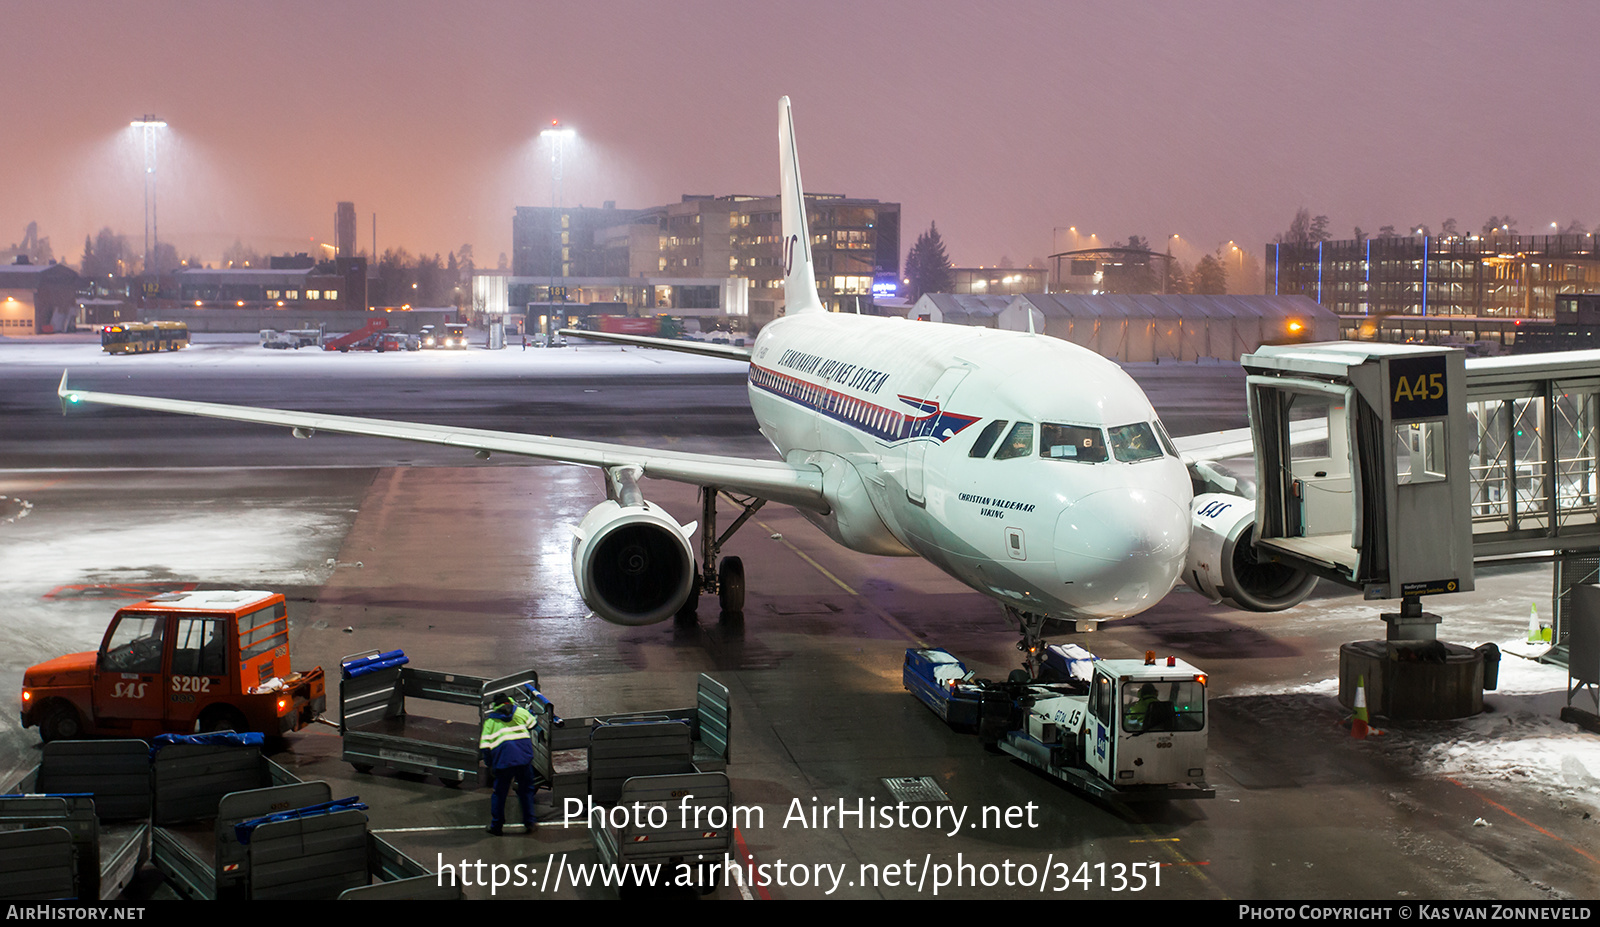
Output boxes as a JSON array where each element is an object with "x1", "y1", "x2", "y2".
[{"x1": 1243, "y1": 343, "x2": 1484, "y2": 720}]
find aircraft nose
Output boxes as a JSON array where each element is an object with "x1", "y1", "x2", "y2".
[{"x1": 1054, "y1": 487, "x2": 1189, "y2": 616}]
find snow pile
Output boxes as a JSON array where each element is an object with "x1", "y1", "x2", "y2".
[
  {"x1": 1391, "y1": 652, "x2": 1600, "y2": 815},
  {"x1": 1234, "y1": 648, "x2": 1600, "y2": 815}
]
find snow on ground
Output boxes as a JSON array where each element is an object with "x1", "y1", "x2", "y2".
[
  {"x1": 1232, "y1": 648, "x2": 1600, "y2": 817},
  {"x1": 0, "y1": 505, "x2": 351, "y2": 591},
  {"x1": 0, "y1": 333, "x2": 749, "y2": 378}
]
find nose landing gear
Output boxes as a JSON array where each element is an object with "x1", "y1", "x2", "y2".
[{"x1": 1009, "y1": 605, "x2": 1049, "y2": 679}]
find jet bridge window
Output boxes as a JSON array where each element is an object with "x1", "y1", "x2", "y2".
[
  {"x1": 1107, "y1": 422, "x2": 1164, "y2": 462},
  {"x1": 969, "y1": 420, "x2": 1009, "y2": 458},
  {"x1": 1040, "y1": 423, "x2": 1107, "y2": 463},
  {"x1": 994, "y1": 422, "x2": 1035, "y2": 460},
  {"x1": 1395, "y1": 420, "x2": 1448, "y2": 484}
]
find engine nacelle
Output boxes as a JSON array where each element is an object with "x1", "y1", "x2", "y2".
[
  {"x1": 571, "y1": 499, "x2": 696, "y2": 626},
  {"x1": 1184, "y1": 492, "x2": 1317, "y2": 611}
]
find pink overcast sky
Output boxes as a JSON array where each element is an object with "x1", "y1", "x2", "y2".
[{"x1": 4, "y1": 0, "x2": 1598, "y2": 273}]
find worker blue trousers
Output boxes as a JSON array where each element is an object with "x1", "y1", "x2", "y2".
[{"x1": 490, "y1": 763, "x2": 537, "y2": 829}]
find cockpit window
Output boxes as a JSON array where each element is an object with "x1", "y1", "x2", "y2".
[
  {"x1": 1108, "y1": 422, "x2": 1165, "y2": 462},
  {"x1": 969, "y1": 420, "x2": 1009, "y2": 458},
  {"x1": 994, "y1": 422, "x2": 1035, "y2": 460},
  {"x1": 1040, "y1": 423, "x2": 1108, "y2": 463},
  {"x1": 1153, "y1": 419, "x2": 1179, "y2": 458}
]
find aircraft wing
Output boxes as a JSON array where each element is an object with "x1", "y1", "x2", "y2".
[
  {"x1": 557, "y1": 329, "x2": 752, "y2": 361},
  {"x1": 1173, "y1": 418, "x2": 1330, "y2": 461},
  {"x1": 57, "y1": 371, "x2": 827, "y2": 512}
]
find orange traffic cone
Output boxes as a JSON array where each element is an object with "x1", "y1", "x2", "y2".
[{"x1": 1351, "y1": 675, "x2": 1370, "y2": 740}]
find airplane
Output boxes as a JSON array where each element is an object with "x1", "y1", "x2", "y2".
[{"x1": 57, "y1": 97, "x2": 1316, "y2": 675}]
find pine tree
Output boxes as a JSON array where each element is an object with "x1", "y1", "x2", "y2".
[
  {"x1": 1195, "y1": 253, "x2": 1228, "y2": 295},
  {"x1": 905, "y1": 222, "x2": 954, "y2": 302}
]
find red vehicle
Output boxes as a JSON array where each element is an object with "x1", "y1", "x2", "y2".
[
  {"x1": 21, "y1": 590, "x2": 326, "y2": 741},
  {"x1": 323, "y1": 318, "x2": 391, "y2": 352},
  {"x1": 598, "y1": 316, "x2": 660, "y2": 336}
]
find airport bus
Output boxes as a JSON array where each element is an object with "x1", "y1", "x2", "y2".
[{"x1": 101, "y1": 321, "x2": 190, "y2": 354}]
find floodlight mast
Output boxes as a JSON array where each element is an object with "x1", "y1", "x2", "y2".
[
  {"x1": 130, "y1": 116, "x2": 167, "y2": 278},
  {"x1": 539, "y1": 121, "x2": 576, "y2": 336}
]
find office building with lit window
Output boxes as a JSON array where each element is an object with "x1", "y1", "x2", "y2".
[
  {"x1": 1267, "y1": 233, "x2": 1600, "y2": 346},
  {"x1": 512, "y1": 192, "x2": 899, "y2": 329},
  {"x1": 172, "y1": 256, "x2": 368, "y2": 313}
]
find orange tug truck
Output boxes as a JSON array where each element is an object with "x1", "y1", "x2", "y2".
[{"x1": 21, "y1": 591, "x2": 326, "y2": 742}]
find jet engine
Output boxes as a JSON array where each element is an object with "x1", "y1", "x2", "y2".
[
  {"x1": 1183, "y1": 492, "x2": 1317, "y2": 611},
  {"x1": 571, "y1": 499, "x2": 696, "y2": 626}
]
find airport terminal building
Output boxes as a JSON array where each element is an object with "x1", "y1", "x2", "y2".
[{"x1": 1267, "y1": 232, "x2": 1600, "y2": 346}]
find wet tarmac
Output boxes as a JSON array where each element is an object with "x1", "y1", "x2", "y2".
[{"x1": 1, "y1": 336, "x2": 1595, "y2": 900}]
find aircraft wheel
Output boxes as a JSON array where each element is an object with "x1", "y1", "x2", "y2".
[{"x1": 718, "y1": 557, "x2": 745, "y2": 613}]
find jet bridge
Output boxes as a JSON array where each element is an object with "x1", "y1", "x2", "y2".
[{"x1": 1242, "y1": 343, "x2": 1600, "y2": 719}]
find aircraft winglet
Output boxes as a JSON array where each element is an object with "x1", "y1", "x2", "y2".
[
  {"x1": 57, "y1": 370, "x2": 78, "y2": 414},
  {"x1": 779, "y1": 97, "x2": 824, "y2": 316}
]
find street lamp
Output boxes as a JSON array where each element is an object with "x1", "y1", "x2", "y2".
[
  {"x1": 540, "y1": 121, "x2": 576, "y2": 338},
  {"x1": 130, "y1": 116, "x2": 167, "y2": 277}
]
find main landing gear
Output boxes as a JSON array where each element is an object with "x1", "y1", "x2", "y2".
[{"x1": 676, "y1": 487, "x2": 765, "y2": 624}]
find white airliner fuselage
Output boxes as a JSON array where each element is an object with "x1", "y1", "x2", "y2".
[{"x1": 746, "y1": 310, "x2": 1193, "y2": 622}]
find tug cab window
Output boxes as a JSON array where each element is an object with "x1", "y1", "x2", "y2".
[
  {"x1": 1040, "y1": 423, "x2": 1107, "y2": 462},
  {"x1": 100, "y1": 615, "x2": 166, "y2": 673},
  {"x1": 1122, "y1": 679, "x2": 1205, "y2": 733}
]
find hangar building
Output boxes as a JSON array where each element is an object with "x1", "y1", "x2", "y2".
[{"x1": 910, "y1": 293, "x2": 1336, "y2": 363}]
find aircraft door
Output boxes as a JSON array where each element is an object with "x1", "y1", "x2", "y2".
[{"x1": 906, "y1": 367, "x2": 971, "y2": 505}]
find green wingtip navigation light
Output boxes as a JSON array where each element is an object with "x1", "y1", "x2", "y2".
[{"x1": 57, "y1": 371, "x2": 81, "y2": 412}]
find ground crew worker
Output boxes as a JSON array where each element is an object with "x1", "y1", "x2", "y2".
[
  {"x1": 480, "y1": 693, "x2": 538, "y2": 835},
  {"x1": 1124, "y1": 683, "x2": 1161, "y2": 731}
]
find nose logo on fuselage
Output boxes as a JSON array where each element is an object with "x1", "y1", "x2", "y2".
[{"x1": 898, "y1": 396, "x2": 978, "y2": 443}]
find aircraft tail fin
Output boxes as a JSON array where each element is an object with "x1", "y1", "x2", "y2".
[{"x1": 779, "y1": 96, "x2": 825, "y2": 316}]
